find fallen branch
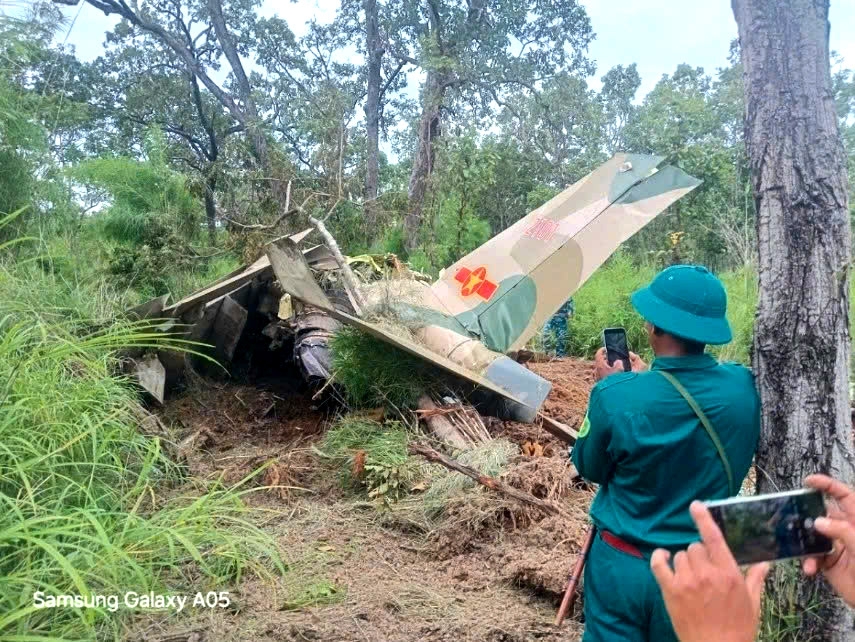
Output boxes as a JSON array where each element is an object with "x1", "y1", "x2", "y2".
[
  {"x1": 308, "y1": 203, "x2": 366, "y2": 314},
  {"x1": 221, "y1": 189, "x2": 317, "y2": 231},
  {"x1": 416, "y1": 395, "x2": 469, "y2": 449},
  {"x1": 538, "y1": 414, "x2": 579, "y2": 445},
  {"x1": 408, "y1": 442, "x2": 566, "y2": 518}
]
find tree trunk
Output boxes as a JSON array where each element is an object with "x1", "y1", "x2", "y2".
[
  {"x1": 404, "y1": 70, "x2": 446, "y2": 251},
  {"x1": 204, "y1": 172, "x2": 217, "y2": 246},
  {"x1": 363, "y1": 0, "x2": 382, "y2": 228},
  {"x1": 732, "y1": 1, "x2": 853, "y2": 639},
  {"x1": 207, "y1": 0, "x2": 269, "y2": 170}
]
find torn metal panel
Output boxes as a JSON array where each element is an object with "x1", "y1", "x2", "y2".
[
  {"x1": 166, "y1": 261, "x2": 272, "y2": 317},
  {"x1": 134, "y1": 354, "x2": 166, "y2": 404},
  {"x1": 303, "y1": 244, "x2": 338, "y2": 271},
  {"x1": 127, "y1": 294, "x2": 170, "y2": 321},
  {"x1": 225, "y1": 280, "x2": 253, "y2": 309},
  {"x1": 266, "y1": 240, "x2": 335, "y2": 311},
  {"x1": 211, "y1": 295, "x2": 248, "y2": 363},
  {"x1": 162, "y1": 230, "x2": 313, "y2": 318}
]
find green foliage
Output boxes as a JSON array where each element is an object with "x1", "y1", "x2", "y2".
[
  {"x1": 565, "y1": 255, "x2": 757, "y2": 365},
  {"x1": 566, "y1": 254, "x2": 657, "y2": 361},
  {"x1": 0, "y1": 246, "x2": 282, "y2": 640},
  {"x1": 67, "y1": 130, "x2": 209, "y2": 298},
  {"x1": 71, "y1": 131, "x2": 200, "y2": 244},
  {"x1": 416, "y1": 135, "x2": 495, "y2": 271},
  {"x1": 319, "y1": 418, "x2": 418, "y2": 504},
  {"x1": 282, "y1": 580, "x2": 345, "y2": 610},
  {"x1": 330, "y1": 327, "x2": 444, "y2": 409},
  {"x1": 759, "y1": 562, "x2": 825, "y2": 642},
  {"x1": 715, "y1": 267, "x2": 758, "y2": 364}
]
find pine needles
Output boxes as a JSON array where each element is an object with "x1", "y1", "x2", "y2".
[{"x1": 330, "y1": 327, "x2": 444, "y2": 409}]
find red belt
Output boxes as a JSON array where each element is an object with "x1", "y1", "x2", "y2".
[{"x1": 600, "y1": 530, "x2": 643, "y2": 559}]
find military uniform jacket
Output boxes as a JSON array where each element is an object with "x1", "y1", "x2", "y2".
[{"x1": 571, "y1": 354, "x2": 760, "y2": 554}]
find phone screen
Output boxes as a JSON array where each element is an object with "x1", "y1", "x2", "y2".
[
  {"x1": 603, "y1": 328, "x2": 630, "y2": 372},
  {"x1": 706, "y1": 490, "x2": 833, "y2": 565}
]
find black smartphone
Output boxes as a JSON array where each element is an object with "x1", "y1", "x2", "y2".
[
  {"x1": 602, "y1": 327, "x2": 631, "y2": 372},
  {"x1": 705, "y1": 489, "x2": 834, "y2": 565}
]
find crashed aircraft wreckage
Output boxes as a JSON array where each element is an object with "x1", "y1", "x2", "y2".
[{"x1": 126, "y1": 153, "x2": 701, "y2": 423}]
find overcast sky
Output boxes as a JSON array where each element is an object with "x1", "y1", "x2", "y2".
[{"x1": 26, "y1": 0, "x2": 853, "y2": 101}]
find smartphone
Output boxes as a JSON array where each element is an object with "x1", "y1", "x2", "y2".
[
  {"x1": 602, "y1": 327, "x2": 631, "y2": 372},
  {"x1": 705, "y1": 489, "x2": 833, "y2": 565}
]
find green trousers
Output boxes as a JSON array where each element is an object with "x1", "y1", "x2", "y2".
[{"x1": 581, "y1": 533, "x2": 679, "y2": 642}]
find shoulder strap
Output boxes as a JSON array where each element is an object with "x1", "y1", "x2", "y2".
[{"x1": 657, "y1": 370, "x2": 737, "y2": 496}]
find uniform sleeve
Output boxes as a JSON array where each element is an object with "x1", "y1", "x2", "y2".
[{"x1": 571, "y1": 386, "x2": 614, "y2": 485}]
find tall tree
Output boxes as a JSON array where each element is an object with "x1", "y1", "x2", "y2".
[
  {"x1": 362, "y1": 0, "x2": 382, "y2": 223},
  {"x1": 90, "y1": 18, "x2": 243, "y2": 244},
  {"x1": 732, "y1": 1, "x2": 853, "y2": 639},
  {"x1": 53, "y1": 0, "x2": 286, "y2": 207},
  {"x1": 598, "y1": 63, "x2": 640, "y2": 154},
  {"x1": 386, "y1": 0, "x2": 593, "y2": 250}
]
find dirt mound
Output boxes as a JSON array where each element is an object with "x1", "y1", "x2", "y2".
[
  {"x1": 491, "y1": 358, "x2": 594, "y2": 452},
  {"x1": 526, "y1": 359, "x2": 594, "y2": 429},
  {"x1": 160, "y1": 375, "x2": 329, "y2": 497},
  {"x1": 143, "y1": 357, "x2": 597, "y2": 641}
]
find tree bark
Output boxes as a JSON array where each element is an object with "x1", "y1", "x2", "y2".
[
  {"x1": 204, "y1": 172, "x2": 217, "y2": 246},
  {"x1": 207, "y1": 0, "x2": 269, "y2": 169},
  {"x1": 404, "y1": 70, "x2": 446, "y2": 251},
  {"x1": 732, "y1": 1, "x2": 853, "y2": 639},
  {"x1": 363, "y1": 0, "x2": 382, "y2": 228}
]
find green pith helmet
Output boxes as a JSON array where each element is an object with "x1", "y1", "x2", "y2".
[{"x1": 630, "y1": 264, "x2": 732, "y2": 345}]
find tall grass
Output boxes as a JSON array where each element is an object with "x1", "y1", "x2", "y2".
[
  {"x1": 565, "y1": 253, "x2": 657, "y2": 361},
  {"x1": 565, "y1": 255, "x2": 757, "y2": 364},
  {"x1": 0, "y1": 229, "x2": 283, "y2": 640}
]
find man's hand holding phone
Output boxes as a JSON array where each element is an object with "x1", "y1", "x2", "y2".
[
  {"x1": 594, "y1": 348, "x2": 647, "y2": 381},
  {"x1": 651, "y1": 501, "x2": 769, "y2": 642},
  {"x1": 802, "y1": 474, "x2": 855, "y2": 607}
]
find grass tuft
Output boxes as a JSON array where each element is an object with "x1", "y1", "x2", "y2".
[
  {"x1": 318, "y1": 418, "x2": 420, "y2": 505},
  {"x1": 0, "y1": 250, "x2": 283, "y2": 640}
]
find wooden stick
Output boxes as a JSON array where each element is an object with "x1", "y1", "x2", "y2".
[
  {"x1": 555, "y1": 525, "x2": 597, "y2": 626},
  {"x1": 408, "y1": 443, "x2": 564, "y2": 517},
  {"x1": 416, "y1": 396, "x2": 470, "y2": 449},
  {"x1": 308, "y1": 208, "x2": 366, "y2": 315},
  {"x1": 538, "y1": 413, "x2": 579, "y2": 444}
]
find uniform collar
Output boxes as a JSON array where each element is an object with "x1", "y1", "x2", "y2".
[{"x1": 650, "y1": 353, "x2": 718, "y2": 371}]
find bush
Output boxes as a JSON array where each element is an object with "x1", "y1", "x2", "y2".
[
  {"x1": 330, "y1": 326, "x2": 445, "y2": 409},
  {"x1": 566, "y1": 253, "x2": 657, "y2": 360},
  {"x1": 318, "y1": 418, "x2": 418, "y2": 504},
  {"x1": 565, "y1": 255, "x2": 757, "y2": 364},
  {"x1": 0, "y1": 242, "x2": 282, "y2": 640}
]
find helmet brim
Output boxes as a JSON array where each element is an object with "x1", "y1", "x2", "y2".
[{"x1": 631, "y1": 287, "x2": 732, "y2": 345}]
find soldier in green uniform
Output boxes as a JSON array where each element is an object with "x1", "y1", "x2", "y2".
[{"x1": 571, "y1": 264, "x2": 761, "y2": 642}]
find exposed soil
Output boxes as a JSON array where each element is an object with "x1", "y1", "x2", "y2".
[
  {"x1": 526, "y1": 360, "x2": 595, "y2": 430},
  {"x1": 493, "y1": 359, "x2": 594, "y2": 455},
  {"x1": 133, "y1": 359, "x2": 596, "y2": 642}
]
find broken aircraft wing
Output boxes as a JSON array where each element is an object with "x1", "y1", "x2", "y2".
[
  {"x1": 265, "y1": 240, "x2": 550, "y2": 421},
  {"x1": 428, "y1": 153, "x2": 703, "y2": 353}
]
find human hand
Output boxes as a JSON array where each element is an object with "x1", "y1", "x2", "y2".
[
  {"x1": 802, "y1": 474, "x2": 855, "y2": 607},
  {"x1": 650, "y1": 501, "x2": 769, "y2": 642},
  {"x1": 629, "y1": 351, "x2": 647, "y2": 372},
  {"x1": 594, "y1": 347, "x2": 627, "y2": 381}
]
